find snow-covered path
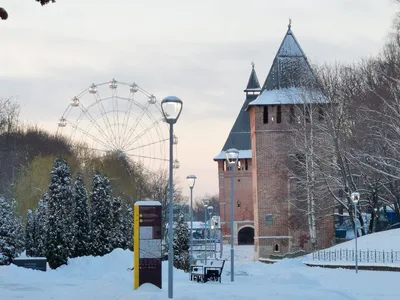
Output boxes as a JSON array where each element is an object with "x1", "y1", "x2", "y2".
[{"x1": 1, "y1": 246, "x2": 400, "y2": 299}]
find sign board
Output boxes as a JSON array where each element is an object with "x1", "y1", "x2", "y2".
[
  {"x1": 13, "y1": 257, "x2": 47, "y2": 271},
  {"x1": 134, "y1": 201, "x2": 162, "y2": 290}
]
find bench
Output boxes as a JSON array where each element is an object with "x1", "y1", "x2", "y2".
[{"x1": 190, "y1": 259, "x2": 225, "y2": 283}]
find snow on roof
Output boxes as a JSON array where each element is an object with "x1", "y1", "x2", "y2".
[
  {"x1": 213, "y1": 149, "x2": 252, "y2": 161},
  {"x1": 247, "y1": 87, "x2": 328, "y2": 107},
  {"x1": 278, "y1": 28, "x2": 306, "y2": 57},
  {"x1": 134, "y1": 201, "x2": 161, "y2": 206}
]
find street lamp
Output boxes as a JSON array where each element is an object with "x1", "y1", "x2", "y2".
[
  {"x1": 225, "y1": 148, "x2": 239, "y2": 282},
  {"x1": 186, "y1": 175, "x2": 197, "y2": 268},
  {"x1": 351, "y1": 192, "x2": 360, "y2": 274},
  {"x1": 202, "y1": 198, "x2": 210, "y2": 264},
  {"x1": 207, "y1": 206, "x2": 214, "y2": 259},
  {"x1": 161, "y1": 96, "x2": 183, "y2": 299}
]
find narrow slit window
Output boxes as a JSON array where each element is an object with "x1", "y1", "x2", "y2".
[
  {"x1": 266, "y1": 214, "x2": 273, "y2": 226},
  {"x1": 263, "y1": 106, "x2": 269, "y2": 124},
  {"x1": 277, "y1": 105, "x2": 282, "y2": 123},
  {"x1": 245, "y1": 159, "x2": 248, "y2": 170},
  {"x1": 274, "y1": 244, "x2": 280, "y2": 252}
]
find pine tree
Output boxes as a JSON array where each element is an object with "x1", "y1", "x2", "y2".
[
  {"x1": 0, "y1": 197, "x2": 24, "y2": 265},
  {"x1": 173, "y1": 210, "x2": 190, "y2": 271},
  {"x1": 25, "y1": 209, "x2": 37, "y2": 257},
  {"x1": 72, "y1": 173, "x2": 91, "y2": 258},
  {"x1": 121, "y1": 201, "x2": 133, "y2": 251},
  {"x1": 111, "y1": 196, "x2": 125, "y2": 250},
  {"x1": 35, "y1": 194, "x2": 48, "y2": 257},
  {"x1": 46, "y1": 158, "x2": 73, "y2": 269},
  {"x1": 90, "y1": 174, "x2": 113, "y2": 256}
]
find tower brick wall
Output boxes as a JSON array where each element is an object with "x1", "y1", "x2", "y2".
[
  {"x1": 217, "y1": 159, "x2": 254, "y2": 244},
  {"x1": 251, "y1": 104, "x2": 335, "y2": 259}
]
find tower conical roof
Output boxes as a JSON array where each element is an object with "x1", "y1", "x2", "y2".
[
  {"x1": 261, "y1": 22, "x2": 315, "y2": 92},
  {"x1": 248, "y1": 22, "x2": 319, "y2": 107},
  {"x1": 214, "y1": 64, "x2": 261, "y2": 160},
  {"x1": 245, "y1": 62, "x2": 261, "y2": 92}
]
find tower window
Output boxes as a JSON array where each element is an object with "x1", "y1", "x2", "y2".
[
  {"x1": 290, "y1": 106, "x2": 295, "y2": 124},
  {"x1": 245, "y1": 159, "x2": 248, "y2": 170},
  {"x1": 266, "y1": 214, "x2": 273, "y2": 226},
  {"x1": 263, "y1": 106, "x2": 268, "y2": 124},
  {"x1": 277, "y1": 105, "x2": 282, "y2": 123},
  {"x1": 274, "y1": 244, "x2": 280, "y2": 252}
]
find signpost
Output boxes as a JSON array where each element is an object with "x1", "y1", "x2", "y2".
[{"x1": 134, "y1": 201, "x2": 162, "y2": 290}]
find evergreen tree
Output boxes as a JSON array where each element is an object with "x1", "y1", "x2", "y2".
[
  {"x1": 35, "y1": 194, "x2": 48, "y2": 257},
  {"x1": 90, "y1": 174, "x2": 113, "y2": 256},
  {"x1": 0, "y1": 197, "x2": 24, "y2": 265},
  {"x1": 121, "y1": 201, "x2": 133, "y2": 251},
  {"x1": 111, "y1": 196, "x2": 125, "y2": 250},
  {"x1": 173, "y1": 210, "x2": 190, "y2": 271},
  {"x1": 72, "y1": 173, "x2": 91, "y2": 258},
  {"x1": 25, "y1": 209, "x2": 37, "y2": 257},
  {"x1": 46, "y1": 158, "x2": 73, "y2": 269}
]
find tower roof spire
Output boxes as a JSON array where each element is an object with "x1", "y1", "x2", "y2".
[
  {"x1": 288, "y1": 18, "x2": 291, "y2": 29},
  {"x1": 245, "y1": 61, "x2": 261, "y2": 92}
]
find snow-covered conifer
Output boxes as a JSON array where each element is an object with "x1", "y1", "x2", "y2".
[
  {"x1": 90, "y1": 174, "x2": 113, "y2": 256},
  {"x1": 173, "y1": 210, "x2": 190, "y2": 271},
  {"x1": 25, "y1": 209, "x2": 37, "y2": 257},
  {"x1": 35, "y1": 194, "x2": 48, "y2": 257},
  {"x1": 0, "y1": 197, "x2": 24, "y2": 265},
  {"x1": 46, "y1": 158, "x2": 73, "y2": 269},
  {"x1": 72, "y1": 173, "x2": 91, "y2": 258},
  {"x1": 111, "y1": 196, "x2": 125, "y2": 250}
]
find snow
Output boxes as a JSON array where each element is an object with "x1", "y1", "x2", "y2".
[
  {"x1": 303, "y1": 229, "x2": 400, "y2": 267},
  {"x1": 213, "y1": 149, "x2": 252, "y2": 160},
  {"x1": 2, "y1": 243, "x2": 400, "y2": 299},
  {"x1": 278, "y1": 29, "x2": 305, "y2": 57},
  {"x1": 135, "y1": 201, "x2": 162, "y2": 206}
]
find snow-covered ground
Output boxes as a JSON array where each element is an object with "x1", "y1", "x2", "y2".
[
  {"x1": 1, "y1": 242, "x2": 400, "y2": 299},
  {"x1": 303, "y1": 228, "x2": 400, "y2": 267}
]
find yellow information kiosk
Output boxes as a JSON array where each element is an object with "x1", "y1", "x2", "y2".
[{"x1": 134, "y1": 201, "x2": 162, "y2": 290}]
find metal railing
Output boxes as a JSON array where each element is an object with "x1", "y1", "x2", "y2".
[{"x1": 311, "y1": 249, "x2": 400, "y2": 264}]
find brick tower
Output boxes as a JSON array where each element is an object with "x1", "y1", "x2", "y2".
[
  {"x1": 247, "y1": 23, "x2": 335, "y2": 259},
  {"x1": 213, "y1": 63, "x2": 261, "y2": 245}
]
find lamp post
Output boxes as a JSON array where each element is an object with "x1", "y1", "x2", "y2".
[
  {"x1": 161, "y1": 96, "x2": 183, "y2": 299},
  {"x1": 225, "y1": 148, "x2": 239, "y2": 282},
  {"x1": 186, "y1": 175, "x2": 197, "y2": 267},
  {"x1": 202, "y1": 198, "x2": 210, "y2": 264},
  {"x1": 207, "y1": 206, "x2": 214, "y2": 258},
  {"x1": 351, "y1": 192, "x2": 360, "y2": 274}
]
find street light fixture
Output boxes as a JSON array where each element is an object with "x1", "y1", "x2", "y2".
[
  {"x1": 202, "y1": 198, "x2": 210, "y2": 264},
  {"x1": 351, "y1": 192, "x2": 360, "y2": 274},
  {"x1": 225, "y1": 148, "x2": 239, "y2": 282},
  {"x1": 161, "y1": 96, "x2": 183, "y2": 299},
  {"x1": 186, "y1": 175, "x2": 197, "y2": 268}
]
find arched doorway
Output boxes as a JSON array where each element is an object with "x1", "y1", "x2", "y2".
[{"x1": 238, "y1": 226, "x2": 254, "y2": 245}]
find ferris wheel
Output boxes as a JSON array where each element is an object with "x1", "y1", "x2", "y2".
[{"x1": 56, "y1": 79, "x2": 179, "y2": 172}]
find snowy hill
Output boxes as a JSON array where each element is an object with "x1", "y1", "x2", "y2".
[
  {"x1": 303, "y1": 229, "x2": 400, "y2": 267},
  {"x1": 2, "y1": 245, "x2": 400, "y2": 299}
]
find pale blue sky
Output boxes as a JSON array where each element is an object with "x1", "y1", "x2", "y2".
[{"x1": 0, "y1": 0, "x2": 397, "y2": 199}]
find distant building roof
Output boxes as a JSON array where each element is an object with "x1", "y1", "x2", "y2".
[{"x1": 244, "y1": 62, "x2": 261, "y2": 92}]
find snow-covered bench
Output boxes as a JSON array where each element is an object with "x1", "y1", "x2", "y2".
[{"x1": 190, "y1": 259, "x2": 225, "y2": 283}]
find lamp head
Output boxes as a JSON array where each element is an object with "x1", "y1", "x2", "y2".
[
  {"x1": 351, "y1": 192, "x2": 360, "y2": 204},
  {"x1": 202, "y1": 197, "x2": 209, "y2": 207},
  {"x1": 161, "y1": 96, "x2": 183, "y2": 125},
  {"x1": 186, "y1": 174, "x2": 197, "y2": 189},
  {"x1": 226, "y1": 148, "x2": 239, "y2": 166}
]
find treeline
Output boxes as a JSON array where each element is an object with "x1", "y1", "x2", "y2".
[{"x1": 288, "y1": 12, "x2": 400, "y2": 248}]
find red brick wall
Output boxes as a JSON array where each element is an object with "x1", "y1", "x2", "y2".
[
  {"x1": 250, "y1": 104, "x2": 335, "y2": 258},
  {"x1": 216, "y1": 159, "x2": 253, "y2": 240}
]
